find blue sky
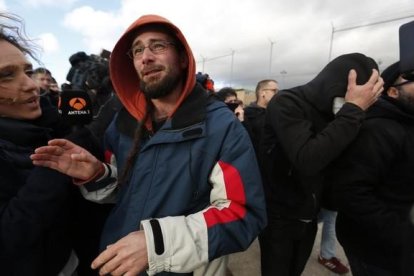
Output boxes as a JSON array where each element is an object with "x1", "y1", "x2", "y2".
[
  {"x1": 1, "y1": 0, "x2": 413, "y2": 90},
  {"x1": 2, "y1": 0, "x2": 120, "y2": 86}
]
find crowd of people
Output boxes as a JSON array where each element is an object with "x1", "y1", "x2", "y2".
[{"x1": 1, "y1": 10, "x2": 413, "y2": 276}]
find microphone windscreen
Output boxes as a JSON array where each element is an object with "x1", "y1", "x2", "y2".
[{"x1": 58, "y1": 90, "x2": 93, "y2": 126}]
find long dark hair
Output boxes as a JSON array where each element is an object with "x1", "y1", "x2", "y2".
[
  {"x1": 0, "y1": 12, "x2": 39, "y2": 63},
  {"x1": 118, "y1": 100, "x2": 154, "y2": 184}
]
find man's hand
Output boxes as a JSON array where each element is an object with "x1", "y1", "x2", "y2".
[
  {"x1": 30, "y1": 138, "x2": 102, "y2": 182},
  {"x1": 92, "y1": 231, "x2": 148, "y2": 276},
  {"x1": 345, "y1": 69, "x2": 384, "y2": 111},
  {"x1": 234, "y1": 105, "x2": 244, "y2": 122}
]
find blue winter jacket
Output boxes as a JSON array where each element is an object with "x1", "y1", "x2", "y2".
[
  {"x1": 98, "y1": 85, "x2": 266, "y2": 274},
  {"x1": 93, "y1": 14, "x2": 267, "y2": 275}
]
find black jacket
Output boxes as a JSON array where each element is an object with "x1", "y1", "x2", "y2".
[
  {"x1": 0, "y1": 98, "x2": 112, "y2": 276},
  {"x1": 87, "y1": 89, "x2": 122, "y2": 140},
  {"x1": 260, "y1": 53, "x2": 377, "y2": 220},
  {"x1": 0, "y1": 104, "x2": 74, "y2": 275},
  {"x1": 244, "y1": 103, "x2": 266, "y2": 156},
  {"x1": 332, "y1": 96, "x2": 414, "y2": 272}
]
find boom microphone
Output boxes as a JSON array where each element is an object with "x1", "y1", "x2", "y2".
[{"x1": 58, "y1": 89, "x2": 93, "y2": 127}]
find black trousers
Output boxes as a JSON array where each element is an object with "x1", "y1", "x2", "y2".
[
  {"x1": 345, "y1": 251, "x2": 399, "y2": 276},
  {"x1": 259, "y1": 218, "x2": 317, "y2": 276}
]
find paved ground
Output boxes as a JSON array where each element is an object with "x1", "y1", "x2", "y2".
[{"x1": 227, "y1": 223, "x2": 352, "y2": 276}]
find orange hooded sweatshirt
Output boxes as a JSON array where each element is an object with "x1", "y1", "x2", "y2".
[{"x1": 109, "y1": 15, "x2": 196, "y2": 131}]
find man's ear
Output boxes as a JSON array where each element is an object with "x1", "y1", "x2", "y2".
[{"x1": 387, "y1": 86, "x2": 399, "y2": 99}]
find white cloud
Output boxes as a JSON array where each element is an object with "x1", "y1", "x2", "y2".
[
  {"x1": 0, "y1": 0, "x2": 7, "y2": 10},
  {"x1": 59, "y1": 0, "x2": 414, "y2": 90},
  {"x1": 63, "y1": 6, "x2": 122, "y2": 53},
  {"x1": 115, "y1": 0, "x2": 414, "y2": 89},
  {"x1": 23, "y1": 0, "x2": 78, "y2": 7},
  {"x1": 37, "y1": 32, "x2": 59, "y2": 53}
]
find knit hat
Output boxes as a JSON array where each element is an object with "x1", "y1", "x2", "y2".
[
  {"x1": 196, "y1": 72, "x2": 208, "y2": 85},
  {"x1": 381, "y1": 62, "x2": 400, "y2": 94},
  {"x1": 196, "y1": 72, "x2": 215, "y2": 92}
]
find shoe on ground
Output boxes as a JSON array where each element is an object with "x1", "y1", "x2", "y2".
[{"x1": 318, "y1": 255, "x2": 350, "y2": 274}]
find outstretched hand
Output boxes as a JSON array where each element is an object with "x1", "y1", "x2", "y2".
[
  {"x1": 31, "y1": 138, "x2": 102, "y2": 182},
  {"x1": 345, "y1": 69, "x2": 384, "y2": 111}
]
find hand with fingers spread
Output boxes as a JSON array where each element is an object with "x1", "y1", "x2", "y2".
[
  {"x1": 30, "y1": 138, "x2": 103, "y2": 183},
  {"x1": 345, "y1": 69, "x2": 384, "y2": 111},
  {"x1": 92, "y1": 231, "x2": 148, "y2": 276}
]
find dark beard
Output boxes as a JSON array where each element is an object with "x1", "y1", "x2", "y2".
[
  {"x1": 397, "y1": 89, "x2": 414, "y2": 114},
  {"x1": 140, "y1": 71, "x2": 182, "y2": 99}
]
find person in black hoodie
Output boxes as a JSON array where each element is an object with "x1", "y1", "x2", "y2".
[
  {"x1": 331, "y1": 61, "x2": 414, "y2": 276},
  {"x1": 259, "y1": 53, "x2": 384, "y2": 276}
]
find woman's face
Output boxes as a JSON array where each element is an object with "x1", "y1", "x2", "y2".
[{"x1": 0, "y1": 40, "x2": 41, "y2": 120}]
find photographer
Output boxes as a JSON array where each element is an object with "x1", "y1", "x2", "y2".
[{"x1": 65, "y1": 51, "x2": 122, "y2": 140}]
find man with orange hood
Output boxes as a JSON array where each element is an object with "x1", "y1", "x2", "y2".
[{"x1": 31, "y1": 15, "x2": 266, "y2": 275}]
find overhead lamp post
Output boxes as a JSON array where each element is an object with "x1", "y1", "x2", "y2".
[
  {"x1": 200, "y1": 54, "x2": 206, "y2": 73},
  {"x1": 269, "y1": 39, "x2": 276, "y2": 78},
  {"x1": 197, "y1": 51, "x2": 235, "y2": 86},
  {"x1": 280, "y1": 70, "x2": 287, "y2": 88},
  {"x1": 328, "y1": 15, "x2": 414, "y2": 62},
  {"x1": 230, "y1": 49, "x2": 235, "y2": 86}
]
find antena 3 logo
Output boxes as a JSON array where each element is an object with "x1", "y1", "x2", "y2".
[
  {"x1": 69, "y1": 97, "x2": 86, "y2": 110},
  {"x1": 68, "y1": 97, "x2": 90, "y2": 115}
]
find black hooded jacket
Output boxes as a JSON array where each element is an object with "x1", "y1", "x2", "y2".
[
  {"x1": 331, "y1": 96, "x2": 414, "y2": 271},
  {"x1": 260, "y1": 53, "x2": 378, "y2": 220}
]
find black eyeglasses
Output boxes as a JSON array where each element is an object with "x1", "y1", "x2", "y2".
[
  {"x1": 127, "y1": 40, "x2": 175, "y2": 60},
  {"x1": 392, "y1": 80, "x2": 414, "y2": 88},
  {"x1": 402, "y1": 71, "x2": 414, "y2": 81}
]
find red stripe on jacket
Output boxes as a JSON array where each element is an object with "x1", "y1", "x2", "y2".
[
  {"x1": 104, "y1": 149, "x2": 113, "y2": 164},
  {"x1": 204, "y1": 161, "x2": 247, "y2": 228}
]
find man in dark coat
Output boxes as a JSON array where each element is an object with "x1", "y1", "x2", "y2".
[
  {"x1": 244, "y1": 79, "x2": 278, "y2": 156},
  {"x1": 259, "y1": 53, "x2": 384, "y2": 276},
  {"x1": 332, "y1": 61, "x2": 414, "y2": 275}
]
